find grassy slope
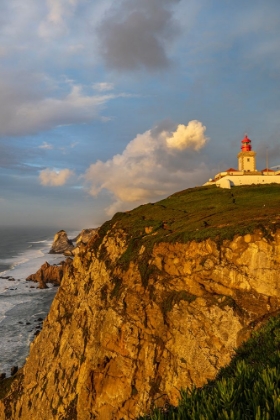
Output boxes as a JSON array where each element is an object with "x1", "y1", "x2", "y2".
[
  {"x1": 139, "y1": 314, "x2": 280, "y2": 420},
  {"x1": 93, "y1": 184, "x2": 280, "y2": 279},
  {"x1": 101, "y1": 183, "x2": 280, "y2": 244}
]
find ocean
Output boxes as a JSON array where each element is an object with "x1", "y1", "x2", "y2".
[{"x1": 0, "y1": 226, "x2": 79, "y2": 376}]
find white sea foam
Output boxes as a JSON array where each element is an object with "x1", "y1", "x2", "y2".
[
  {"x1": 0, "y1": 228, "x2": 80, "y2": 375},
  {"x1": 28, "y1": 240, "x2": 48, "y2": 244}
]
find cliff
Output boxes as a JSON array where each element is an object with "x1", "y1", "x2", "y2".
[{"x1": 1, "y1": 184, "x2": 280, "y2": 420}]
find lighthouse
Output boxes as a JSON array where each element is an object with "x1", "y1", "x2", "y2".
[
  {"x1": 203, "y1": 133, "x2": 280, "y2": 188},
  {"x1": 237, "y1": 135, "x2": 257, "y2": 172}
]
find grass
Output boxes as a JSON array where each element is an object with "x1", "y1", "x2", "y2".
[
  {"x1": 139, "y1": 313, "x2": 280, "y2": 419},
  {"x1": 93, "y1": 184, "x2": 280, "y2": 247},
  {"x1": 88, "y1": 184, "x2": 280, "y2": 285}
]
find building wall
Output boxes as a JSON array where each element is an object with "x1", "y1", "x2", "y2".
[
  {"x1": 237, "y1": 151, "x2": 256, "y2": 172},
  {"x1": 216, "y1": 175, "x2": 280, "y2": 188}
]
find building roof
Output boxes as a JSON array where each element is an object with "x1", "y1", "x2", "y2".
[
  {"x1": 261, "y1": 168, "x2": 275, "y2": 172},
  {"x1": 242, "y1": 135, "x2": 251, "y2": 143},
  {"x1": 226, "y1": 168, "x2": 238, "y2": 172}
]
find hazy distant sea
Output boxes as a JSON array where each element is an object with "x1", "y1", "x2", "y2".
[{"x1": 0, "y1": 226, "x2": 79, "y2": 376}]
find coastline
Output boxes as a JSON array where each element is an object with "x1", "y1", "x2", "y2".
[{"x1": 0, "y1": 227, "x2": 79, "y2": 377}]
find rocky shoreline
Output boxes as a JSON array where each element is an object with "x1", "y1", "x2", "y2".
[
  {"x1": 0, "y1": 228, "x2": 98, "y2": 382},
  {"x1": 49, "y1": 228, "x2": 98, "y2": 256},
  {"x1": 25, "y1": 228, "x2": 98, "y2": 288}
]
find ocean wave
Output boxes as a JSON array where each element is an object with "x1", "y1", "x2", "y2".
[
  {"x1": 10, "y1": 257, "x2": 30, "y2": 268},
  {"x1": 0, "y1": 237, "x2": 61, "y2": 281},
  {"x1": 28, "y1": 240, "x2": 48, "y2": 244},
  {"x1": 0, "y1": 227, "x2": 69, "y2": 374}
]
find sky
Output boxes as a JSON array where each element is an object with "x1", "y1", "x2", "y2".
[{"x1": 1, "y1": 0, "x2": 280, "y2": 229}]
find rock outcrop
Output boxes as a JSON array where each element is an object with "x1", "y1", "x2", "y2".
[
  {"x1": 26, "y1": 259, "x2": 72, "y2": 289},
  {"x1": 74, "y1": 228, "x2": 98, "y2": 246},
  {"x1": 49, "y1": 229, "x2": 98, "y2": 256},
  {"x1": 2, "y1": 184, "x2": 280, "y2": 420},
  {"x1": 49, "y1": 230, "x2": 74, "y2": 255},
  {"x1": 2, "y1": 226, "x2": 280, "y2": 420}
]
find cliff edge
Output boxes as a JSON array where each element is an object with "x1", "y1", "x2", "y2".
[{"x1": 1, "y1": 185, "x2": 280, "y2": 419}]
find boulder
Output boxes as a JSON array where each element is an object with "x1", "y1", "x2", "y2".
[
  {"x1": 49, "y1": 230, "x2": 74, "y2": 254},
  {"x1": 10, "y1": 366, "x2": 18, "y2": 376}
]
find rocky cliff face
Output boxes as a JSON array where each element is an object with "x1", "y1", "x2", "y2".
[{"x1": 1, "y1": 222, "x2": 280, "y2": 420}]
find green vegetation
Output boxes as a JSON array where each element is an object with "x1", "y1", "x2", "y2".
[
  {"x1": 139, "y1": 314, "x2": 280, "y2": 419},
  {"x1": 114, "y1": 184, "x2": 280, "y2": 243},
  {"x1": 90, "y1": 184, "x2": 280, "y2": 285},
  {"x1": 160, "y1": 290, "x2": 196, "y2": 317},
  {"x1": 93, "y1": 184, "x2": 280, "y2": 248}
]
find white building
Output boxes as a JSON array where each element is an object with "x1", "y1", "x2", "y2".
[{"x1": 204, "y1": 135, "x2": 280, "y2": 189}]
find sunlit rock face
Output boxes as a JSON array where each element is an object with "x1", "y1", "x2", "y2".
[
  {"x1": 74, "y1": 228, "x2": 98, "y2": 246},
  {"x1": 26, "y1": 259, "x2": 72, "y2": 289},
  {"x1": 2, "y1": 227, "x2": 280, "y2": 420}
]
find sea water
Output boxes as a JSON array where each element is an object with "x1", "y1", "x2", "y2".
[{"x1": 0, "y1": 226, "x2": 79, "y2": 376}]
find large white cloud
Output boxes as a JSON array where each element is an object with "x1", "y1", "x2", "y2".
[
  {"x1": 166, "y1": 120, "x2": 208, "y2": 150},
  {"x1": 84, "y1": 120, "x2": 209, "y2": 215},
  {"x1": 39, "y1": 168, "x2": 74, "y2": 186}
]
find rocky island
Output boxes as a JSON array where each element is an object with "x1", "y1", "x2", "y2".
[{"x1": 1, "y1": 184, "x2": 280, "y2": 419}]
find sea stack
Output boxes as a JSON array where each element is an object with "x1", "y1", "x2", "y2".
[{"x1": 49, "y1": 230, "x2": 74, "y2": 255}]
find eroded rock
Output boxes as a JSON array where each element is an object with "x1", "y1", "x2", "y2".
[
  {"x1": 26, "y1": 259, "x2": 72, "y2": 289},
  {"x1": 3, "y1": 227, "x2": 280, "y2": 419}
]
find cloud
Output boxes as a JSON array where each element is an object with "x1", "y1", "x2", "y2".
[
  {"x1": 93, "y1": 82, "x2": 114, "y2": 92},
  {"x1": 84, "y1": 120, "x2": 209, "y2": 215},
  {"x1": 0, "y1": 142, "x2": 19, "y2": 168},
  {"x1": 97, "y1": 0, "x2": 181, "y2": 71},
  {"x1": 67, "y1": 43, "x2": 85, "y2": 54},
  {"x1": 39, "y1": 142, "x2": 54, "y2": 150},
  {"x1": 0, "y1": 75, "x2": 124, "y2": 137},
  {"x1": 38, "y1": 0, "x2": 79, "y2": 38},
  {"x1": 166, "y1": 120, "x2": 208, "y2": 150},
  {"x1": 46, "y1": 0, "x2": 65, "y2": 24},
  {"x1": 39, "y1": 168, "x2": 74, "y2": 186}
]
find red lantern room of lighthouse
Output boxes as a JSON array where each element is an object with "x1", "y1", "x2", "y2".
[
  {"x1": 237, "y1": 134, "x2": 256, "y2": 172},
  {"x1": 241, "y1": 135, "x2": 252, "y2": 152}
]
